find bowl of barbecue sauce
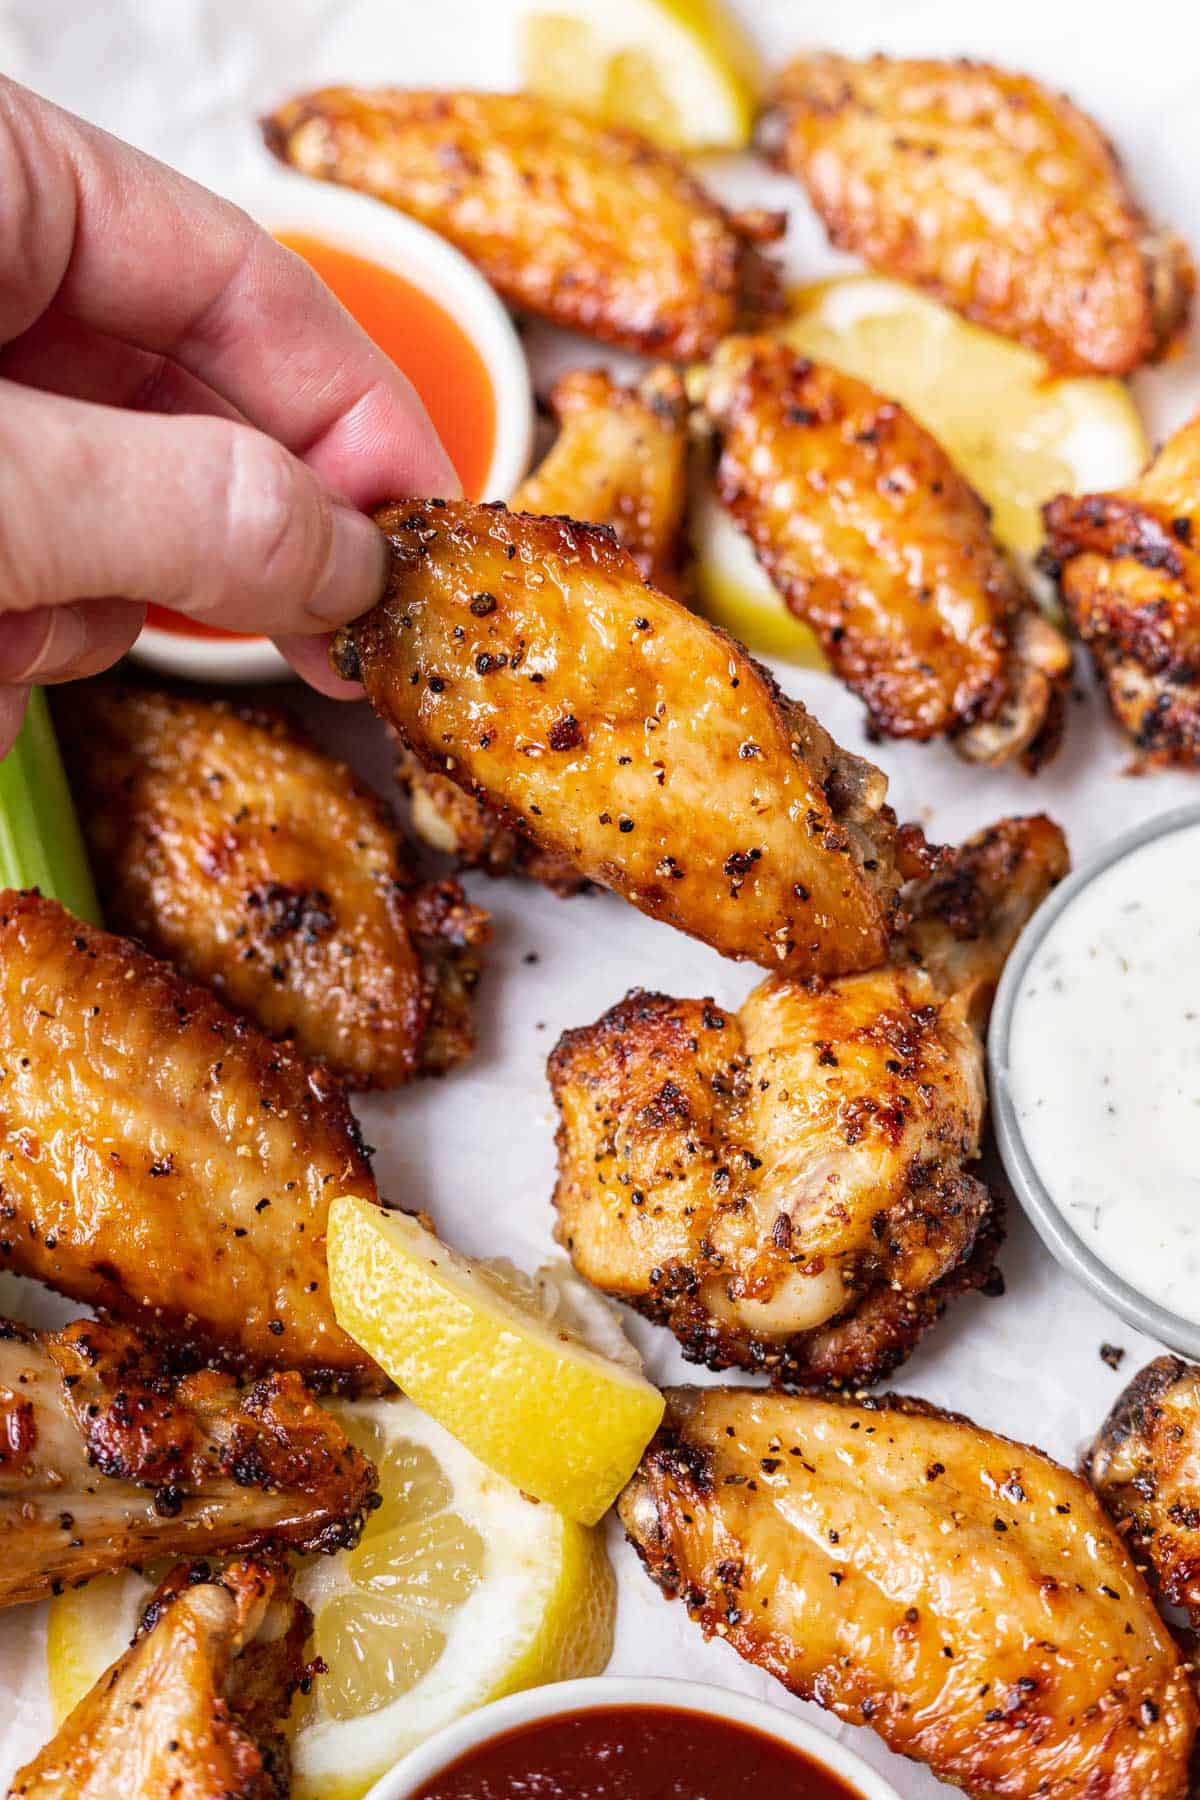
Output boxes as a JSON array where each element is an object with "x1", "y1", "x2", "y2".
[{"x1": 368, "y1": 1678, "x2": 901, "y2": 1800}]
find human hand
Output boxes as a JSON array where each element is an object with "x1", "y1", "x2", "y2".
[{"x1": 0, "y1": 75, "x2": 459, "y2": 751}]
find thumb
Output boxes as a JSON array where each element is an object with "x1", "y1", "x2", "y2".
[{"x1": 0, "y1": 377, "x2": 388, "y2": 640}]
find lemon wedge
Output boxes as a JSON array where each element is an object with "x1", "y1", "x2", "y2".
[
  {"x1": 780, "y1": 276, "x2": 1148, "y2": 556},
  {"x1": 47, "y1": 1396, "x2": 616, "y2": 1800},
  {"x1": 519, "y1": 0, "x2": 758, "y2": 151},
  {"x1": 327, "y1": 1198, "x2": 663, "y2": 1526}
]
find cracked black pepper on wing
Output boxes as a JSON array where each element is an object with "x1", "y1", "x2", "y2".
[
  {"x1": 262, "y1": 88, "x2": 784, "y2": 360},
  {"x1": 336, "y1": 499, "x2": 910, "y2": 979},
  {"x1": 10, "y1": 1558, "x2": 312, "y2": 1798},
  {"x1": 0, "y1": 1317, "x2": 376, "y2": 1609},
  {"x1": 620, "y1": 1386, "x2": 1196, "y2": 1798},
  {"x1": 0, "y1": 889, "x2": 384, "y2": 1389},
  {"x1": 757, "y1": 53, "x2": 1192, "y2": 375},
  {"x1": 551, "y1": 815, "x2": 1066, "y2": 1389},
  {"x1": 56, "y1": 682, "x2": 490, "y2": 1088}
]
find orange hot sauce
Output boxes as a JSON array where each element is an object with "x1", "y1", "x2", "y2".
[{"x1": 145, "y1": 233, "x2": 497, "y2": 641}]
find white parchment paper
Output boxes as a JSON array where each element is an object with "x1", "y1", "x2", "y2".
[{"x1": 3, "y1": 3, "x2": 1200, "y2": 1792}]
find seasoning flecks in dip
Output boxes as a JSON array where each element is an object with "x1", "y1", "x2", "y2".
[{"x1": 1007, "y1": 818, "x2": 1200, "y2": 1321}]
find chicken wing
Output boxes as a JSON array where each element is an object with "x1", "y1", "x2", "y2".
[
  {"x1": 0, "y1": 1317, "x2": 375, "y2": 1608},
  {"x1": 0, "y1": 889, "x2": 381, "y2": 1389},
  {"x1": 551, "y1": 816, "x2": 1067, "y2": 1388},
  {"x1": 334, "y1": 500, "x2": 905, "y2": 978},
  {"x1": 757, "y1": 54, "x2": 1193, "y2": 376},
  {"x1": 1087, "y1": 1355, "x2": 1200, "y2": 1625},
  {"x1": 395, "y1": 742, "x2": 587, "y2": 896},
  {"x1": 518, "y1": 367, "x2": 691, "y2": 596},
  {"x1": 398, "y1": 366, "x2": 691, "y2": 886},
  {"x1": 1044, "y1": 414, "x2": 1200, "y2": 765},
  {"x1": 10, "y1": 1559, "x2": 310, "y2": 1799},
  {"x1": 262, "y1": 88, "x2": 782, "y2": 360},
  {"x1": 702, "y1": 336, "x2": 1071, "y2": 765},
  {"x1": 620, "y1": 1386, "x2": 1196, "y2": 1799},
  {"x1": 56, "y1": 685, "x2": 488, "y2": 1088}
]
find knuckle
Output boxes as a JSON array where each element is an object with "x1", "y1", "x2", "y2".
[{"x1": 0, "y1": 82, "x2": 74, "y2": 336}]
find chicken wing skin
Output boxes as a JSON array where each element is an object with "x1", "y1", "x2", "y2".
[
  {"x1": 1044, "y1": 414, "x2": 1200, "y2": 765},
  {"x1": 1087, "y1": 1355, "x2": 1200, "y2": 1625},
  {"x1": 702, "y1": 336, "x2": 1071, "y2": 765},
  {"x1": 56, "y1": 684, "x2": 488, "y2": 1089},
  {"x1": 551, "y1": 816, "x2": 1067, "y2": 1388},
  {"x1": 620, "y1": 1387, "x2": 1196, "y2": 1799},
  {"x1": 757, "y1": 54, "x2": 1193, "y2": 376},
  {"x1": 395, "y1": 741, "x2": 587, "y2": 896},
  {"x1": 0, "y1": 1318, "x2": 375, "y2": 1608},
  {"x1": 262, "y1": 89, "x2": 783, "y2": 360},
  {"x1": 517, "y1": 367, "x2": 691, "y2": 597},
  {"x1": 0, "y1": 890, "x2": 381, "y2": 1388},
  {"x1": 10, "y1": 1559, "x2": 310, "y2": 1799},
  {"x1": 398, "y1": 367, "x2": 691, "y2": 887},
  {"x1": 335, "y1": 500, "x2": 904, "y2": 978}
]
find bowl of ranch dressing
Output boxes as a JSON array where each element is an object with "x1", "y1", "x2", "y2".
[{"x1": 989, "y1": 803, "x2": 1200, "y2": 1355}]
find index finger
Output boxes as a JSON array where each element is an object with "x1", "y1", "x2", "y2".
[{"x1": 0, "y1": 75, "x2": 459, "y2": 507}]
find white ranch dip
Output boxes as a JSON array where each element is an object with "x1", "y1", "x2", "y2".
[{"x1": 1007, "y1": 817, "x2": 1200, "y2": 1322}]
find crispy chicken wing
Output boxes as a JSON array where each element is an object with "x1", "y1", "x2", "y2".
[
  {"x1": 398, "y1": 366, "x2": 690, "y2": 886},
  {"x1": 10, "y1": 1559, "x2": 310, "y2": 1799},
  {"x1": 335, "y1": 500, "x2": 904, "y2": 978},
  {"x1": 56, "y1": 684, "x2": 489, "y2": 1080},
  {"x1": 1087, "y1": 1355, "x2": 1200, "y2": 1625},
  {"x1": 0, "y1": 1318, "x2": 374, "y2": 1608},
  {"x1": 620, "y1": 1387, "x2": 1196, "y2": 1799},
  {"x1": 395, "y1": 742, "x2": 587, "y2": 896},
  {"x1": 0, "y1": 890, "x2": 381, "y2": 1388},
  {"x1": 551, "y1": 816, "x2": 1067, "y2": 1388},
  {"x1": 757, "y1": 54, "x2": 1193, "y2": 376},
  {"x1": 1044, "y1": 414, "x2": 1200, "y2": 764},
  {"x1": 518, "y1": 367, "x2": 691, "y2": 597},
  {"x1": 56, "y1": 684, "x2": 488, "y2": 1088},
  {"x1": 702, "y1": 336, "x2": 1071, "y2": 765},
  {"x1": 262, "y1": 89, "x2": 782, "y2": 360}
]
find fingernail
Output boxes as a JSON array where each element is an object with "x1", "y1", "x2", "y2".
[
  {"x1": 0, "y1": 607, "x2": 87, "y2": 682},
  {"x1": 309, "y1": 504, "x2": 388, "y2": 625}
]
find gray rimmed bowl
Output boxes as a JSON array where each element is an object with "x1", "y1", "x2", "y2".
[{"x1": 988, "y1": 801, "x2": 1200, "y2": 1358}]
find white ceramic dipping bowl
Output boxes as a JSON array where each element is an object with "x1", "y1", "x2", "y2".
[
  {"x1": 130, "y1": 164, "x2": 533, "y2": 684},
  {"x1": 364, "y1": 1676, "x2": 903, "y2": 1800}
]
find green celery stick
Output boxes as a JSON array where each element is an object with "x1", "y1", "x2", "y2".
[{"x1": 0, "y1": 689, "x2": 101, "y2": 924}]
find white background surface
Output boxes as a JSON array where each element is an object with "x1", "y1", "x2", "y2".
[{"x1": 2, "y1": 2, "x2": 1200, "y2": 1793}]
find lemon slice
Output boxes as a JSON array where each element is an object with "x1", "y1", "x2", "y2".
[
  {"x1": 689, "y1": 467, "x2": 824, "y2": 667},
  {"x1": 327, "y1": 1198, "x2": 663, "y2": 1526},
  {"x1": 47, "y1": 1396, "x2": 615, "y2": 1800},
  {"x1": 780, "y1": 276, "x2": 1148, "y2": 556},
  {"x1": 519, "y1": 0, "x2": 758, "y2": 151}
]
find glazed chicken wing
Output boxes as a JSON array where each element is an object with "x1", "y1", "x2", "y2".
[
  {"x1": 551, "y1": 816, "x2": 1067, "y2": 1388},
  {"x1": 10, "y1": 1560, "x2": 310, "y2": 1799},
  {"x1": 336, "y1": 500, "x2": 903, "y2": 979},
  {"x1": 620, "y1": 1387, "x2": 1196, "y2": 1799},
  {"x1": 757, "y1": 54, "x2": 1192, "y2": 376},
  {"x1": 1088, "y1": 1355, "x2": 1200, "y2": 1624},
  {"x1": 702, "y1": 336, "x2": 1071, "y2": 765},
  {"x1": 1044, "y1": 414, "x2": 1200, "y2": 765},
  {"x1": 262, "y1": 89, "x2": 782, "y2": 359},
  {"x1": 398, "y1": 365, "x2": 690, "y2": 886},
  {"x1": 0, "y1": 1318, "x2": 375, "y2": 1608},
  {"x1": 0, "y1": 890, "x2": 381, "y2": 1388},
  {"x1": 56, "y1": 685, "x2": 488, "y2": 1088}
]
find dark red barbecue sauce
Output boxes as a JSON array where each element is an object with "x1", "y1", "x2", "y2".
[{"x1": 409, "y1": 1705, "x2": 863, "y2": 1799}]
